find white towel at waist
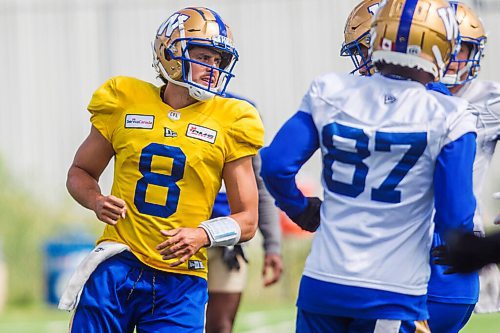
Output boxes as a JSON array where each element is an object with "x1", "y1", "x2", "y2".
[{"x1": 58, "y1": 241, "x2": 130, "y2": 311}]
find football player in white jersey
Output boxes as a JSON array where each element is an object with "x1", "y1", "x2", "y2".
[
  {"x1": 260, "y1": 0, "x2": 476, "y2": 332},
  {"x1": 341, "y1": 1, "x2": 497, "y2": 331},
  {"x1": 428, "y1": 2, "x2": 500, "y2": 329}
]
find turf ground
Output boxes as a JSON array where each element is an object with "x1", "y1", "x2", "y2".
[{"x1": 1, "y1": 303, "x2": 499, "y2": 333}]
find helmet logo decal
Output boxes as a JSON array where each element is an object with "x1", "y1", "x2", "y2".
[
  {"x1": 212, "y1": 35, "x2": 235, "y2": 49},
  {"x1": 381, "y1": 38, "x2": 393, "y2": 51},
  {"x1": 437, "y1": 7, "x2": 459, "y2": 41},
  {"x1": 157, "y1": 13, "x2": 189, "y2": 38},
  {"x1": 407, "y1": 45, "x2": 421, "y2": 55},
  {"x1": 367, "y1": 3, "x2": 380, "y2": 16}
]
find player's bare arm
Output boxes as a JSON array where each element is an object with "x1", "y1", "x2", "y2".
[
  {"x1": 157, "y1": 156, "x2": 258, "y2": 266},
  {"x1": 66, "y1": 125, "x2": 126, "y2": 225},
  {"x1": 222, "y1": 155, "x2": 259, "y2": 242}
]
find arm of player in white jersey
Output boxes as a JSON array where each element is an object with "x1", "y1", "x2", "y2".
[
  {"x1": 433, "y1": 132, "x2": 477, "y2": 235},
  {"x1": 481, "y1": 81, "x2": 500, "y2": 141},
  {"x1": 493, "y1": 192, "x2": 500, "y2": 225},
  {"x1": 260, "y1": 111, "x2": 320, "y2": 219}
]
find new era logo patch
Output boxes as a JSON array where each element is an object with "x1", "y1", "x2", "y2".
[
  {"x1": 186, "y1": 123, "x2": 217, "y2": 144},
  {"x1": 164, "y1": 127, "x2": 177, "y2": 138},
  {"x1": 125, "y1": 114, "x2": 154, "y2": 129},
  {"x1": 188, "y1": 260, "x2": 205, "y2": 270},
  {"x1": 384, "y1": 95, "x2": 397, "y2": 104}
]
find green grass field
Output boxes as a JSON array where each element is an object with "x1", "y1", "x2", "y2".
[{"x1": 0, "y1": 302, "x2": 500, "y2": 333}]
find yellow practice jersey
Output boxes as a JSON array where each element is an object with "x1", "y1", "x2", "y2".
[{"x1": 88, "y1": 76, "x2": 264, "y2": 279}]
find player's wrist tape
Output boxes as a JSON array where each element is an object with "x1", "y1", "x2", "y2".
[{"x1": 199, "y1": 216, "x2": 241, "y2": 247}]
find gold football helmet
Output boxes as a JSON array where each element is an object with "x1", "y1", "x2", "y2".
[
  {"x1": 153, "y1": 7, "x2": 238, "y2": 101},
  {"x1": 341, "y1": 0, "x2": 381, "y2": 75},
  {"x1": 442, "y1": 1, "x2": 487, "y2": 87},
  {"x1": 370, "y1": 0, "x2": 460, "y2": 80}
]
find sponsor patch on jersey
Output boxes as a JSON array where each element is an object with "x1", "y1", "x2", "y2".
[
  {"x1": 164, "y1": 127, "x2": 178, "y2": 138},
  {"x1": 186, "y1": 123, "x2": 217, "y2": 144},
  {"x1": 168, "y1": 110, "x2": 181, "y2": 121},
  {"x1": 188, "y1": 260, "x2": 205, "y2": 270},
  {"x1": 125, "y1": 114, "x2": 154, "y2": 129}
]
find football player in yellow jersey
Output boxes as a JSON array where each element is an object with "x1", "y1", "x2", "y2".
[{"x1": 62, "y1": 7, "x2": 264, "y2": 333}]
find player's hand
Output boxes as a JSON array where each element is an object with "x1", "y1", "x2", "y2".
[
  {"x1": 94, "y1": 194, "x2": 126, "y2": 225},
  {"x1": 221, "y1": 245, "x2": 247, "y2": 271},
  {"x1": 157, "y1": 227, "x2": 209, "y2": 267},
  {"x1": 290, "y1": 197, "x2": 322, "y2": 232},
  {"x1": 432, "y1": 231, "x2": 489, "y2": 274},
  {"x1": 262, "y1": 253, "x2": 283, "y2": 287}
]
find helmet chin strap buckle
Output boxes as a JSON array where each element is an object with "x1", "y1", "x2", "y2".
[{"x1": 188, "y1": 85, "x2": 215, "y2": 101}]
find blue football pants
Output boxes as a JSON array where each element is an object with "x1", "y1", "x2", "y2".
[
  {"x1": 296, "y1": 308, "x2": 430, "y2": 333},
  {"x1": 427, "y1": 300, "x2": 475, "y2": 333},
  {"x1": 70, "y1": 251, "x2": 208, "y2": 333}
]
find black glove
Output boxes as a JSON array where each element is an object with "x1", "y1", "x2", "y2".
[
  {"x1": 221, "y1": 245, "x2": 248, "y2": 271},
  {"x1": 432, "y1": 231, "x2": 500, "y2": 274},
  {"x1": 290, "y1": 197, "x2": 322, "y2": 232}
]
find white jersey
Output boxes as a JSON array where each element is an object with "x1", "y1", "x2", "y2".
[
  {"x1": 457, "y1": 80, "x2": 500, "y2": 234},
  {"x1": 299, "y1": 73, "x2": 476, "y2": 296}
]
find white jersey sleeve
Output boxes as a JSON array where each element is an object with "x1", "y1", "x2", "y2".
[{"x1": 458, "y1": 80, "x2": 500, "y2": 233}]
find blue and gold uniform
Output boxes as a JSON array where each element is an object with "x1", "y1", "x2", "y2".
[
  {"x1": 68, "y1": 7, "x2": 259, "y2": 333},
  {"x1": 89, "y1": 76, "x2": 264, "y2": 279}
]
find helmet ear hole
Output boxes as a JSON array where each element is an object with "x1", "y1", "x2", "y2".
[{"x1": 164, "y1": 48, "x2": 172, "y2": 61}]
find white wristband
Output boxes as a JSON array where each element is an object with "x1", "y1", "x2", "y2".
[{"x1": 199, "y1": 217, "x2": 241, "y2": 248}]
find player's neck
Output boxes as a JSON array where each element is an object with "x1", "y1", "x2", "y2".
[
  {"x1": 449, "y1": 84, "x2": 464, "y2": 95},
  {"x1": 379, "y1": 65, "x2": 434, "y2": 85},
  {"x1": 162, "y1": 83, "x2": 198, "y2": 109}
]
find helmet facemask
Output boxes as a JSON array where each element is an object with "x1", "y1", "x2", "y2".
[
  {"x1": 442, "y1": 37, "x2": 485, "y2": 87},
  {"x1": 442, "y1": 1, "x2": 487, "y2": 88},
  {"x1": 341, "y1": 31, "x2": 375, "y2": 75},
  {"x1": 169, "y1": 38, "x2": 237, "y2": 100}
]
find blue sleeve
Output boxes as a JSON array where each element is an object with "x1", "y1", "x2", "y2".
[
  {"x1": 433, "y1": 132, "x2": 476, "y2": 235},
  {"x1": 210, "y1": 193, "x2": 231, "y2": 218},
  {"x1": 260, "y1": 111, "x2": 320, "y2": 218}
]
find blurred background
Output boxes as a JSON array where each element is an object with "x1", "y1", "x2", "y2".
[{"x1": 0, "y1": 0, "x2": 499, "y2": 332}]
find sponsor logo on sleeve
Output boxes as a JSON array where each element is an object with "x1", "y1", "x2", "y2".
[
  {"x1": 125, "y1": 114, "x2": 154, "y2": 129},
  {"x1": 186, "y1": 123, "x2": 217, "y2": 144}
]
